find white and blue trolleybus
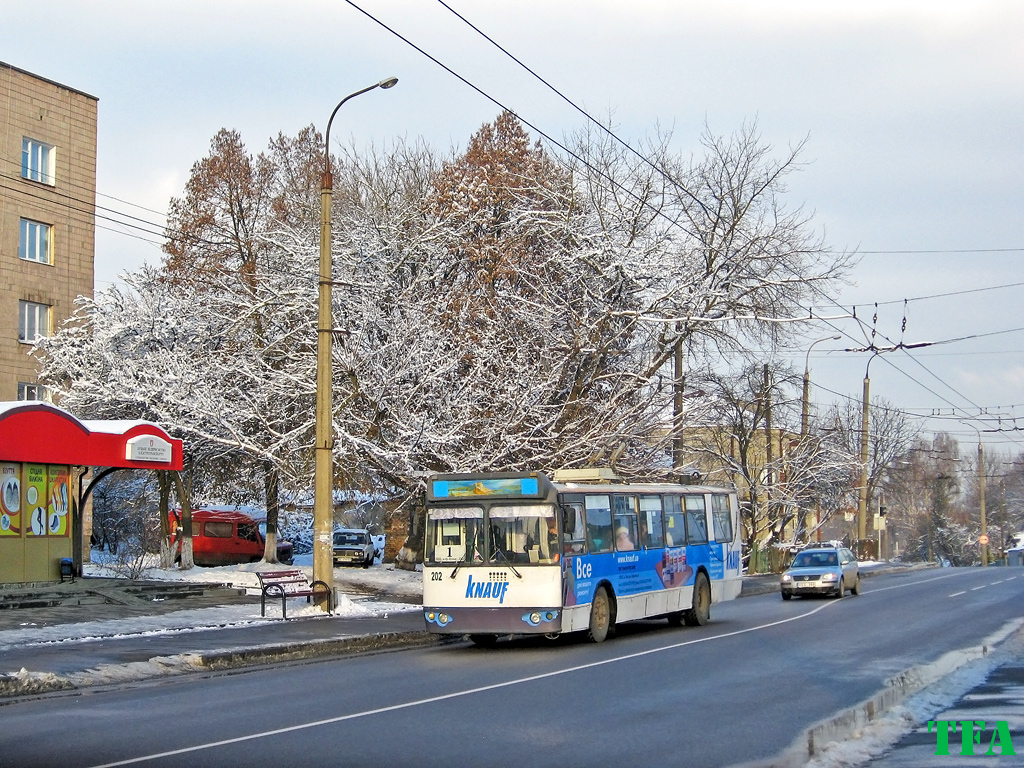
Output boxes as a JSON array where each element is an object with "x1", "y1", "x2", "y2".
[{"x1": 422, "y1": 470, "x2": 743, "y2": 644}]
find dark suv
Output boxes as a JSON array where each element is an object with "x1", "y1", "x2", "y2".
[{"x1": 780, "y1": 545, "x2": 860, "y2": 599}]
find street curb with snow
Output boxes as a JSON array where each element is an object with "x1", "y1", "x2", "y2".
[
  {"x1": 0, "y1": 631, "x2": 454, "y2": 701},
  {"x1": 734, "y1": 617, "x2": 1024, "y2": 768}
]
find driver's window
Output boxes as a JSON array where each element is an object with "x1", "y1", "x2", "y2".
[{"x1": 562, "y1": 503, "x2": 586, "y2": 554}]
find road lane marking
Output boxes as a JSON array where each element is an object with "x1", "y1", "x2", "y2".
[
  {"x1": 949, "y1": 591, "x2": 966, "y2": 597},
  {"x1": 971, "y1": 585, "x2": 987, "y2": 591},
  {"x1": 85, "y1": 600, "x2": 841, "y2": 767},
  {"x1": 863, "y1": 570, "x2": 965, "y2": 594}
]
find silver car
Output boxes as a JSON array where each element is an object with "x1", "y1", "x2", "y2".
[
  {"x1": 332, "y1": 528, "x2": 375, "y2": 568},
  {"x1": 780, "y1": 546, "x2": 860, "y2": 599}
]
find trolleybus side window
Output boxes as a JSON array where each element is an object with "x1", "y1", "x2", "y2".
[
  {"x1": 584, "y1": 494, "x2": 613, "y2": 553},
  {"x1": 425, "y1": 505, "x2": 484, "y2": 564},
  {"x1": 711, "y1": 494, "x2": 733, "y2": 543},
  {"x1": 613, "y1": 495, "x2": 638, "y2": 551},
  {"x1": 664, "y1": 494, "x2": 686, "y2": 546},
  {"x1": 638, "y1": 495, "x2": 665, "y2": 549},
  {"x1": 685, "y1": 495, "x2": 709, "y2": 545}
]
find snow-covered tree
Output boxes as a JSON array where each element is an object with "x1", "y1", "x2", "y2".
[{"x1": 39, "y1": 113, "x2": 854, "y2": 567}]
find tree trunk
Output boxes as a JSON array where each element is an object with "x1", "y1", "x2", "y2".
[
  {"x1": 395, "y1": 494, "x2": 425, "y2": 571},
  {"x1": 262, "y1": 460, "x2": 280, "y2": 563},
  {"x1": 171, "y1": 471, "x2": 195, "y2": 569},
  {"x1": 157, "y1": 471, "x2": 174, "y2": 569}
]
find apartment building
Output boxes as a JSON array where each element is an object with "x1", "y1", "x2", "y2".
[{"x1": 0, "y1": 61, "x2": 96, "y2": 401}]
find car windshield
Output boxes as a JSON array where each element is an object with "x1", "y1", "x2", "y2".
[
  {"x1": 791, "y1": 551, "x2": 838, "y2": 568},
  {"x1": 334, "y1": 532, "x2": 367, "y2": 546}
]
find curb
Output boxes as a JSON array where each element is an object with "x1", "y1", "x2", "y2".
[{"x1": 198, "y1": 631, "x2": 452, "y2": 670}]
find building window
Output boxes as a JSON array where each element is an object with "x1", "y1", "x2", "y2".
[
  {"x1": 18, "y1": 382, "x2": 47, "y2": 401},
  {"x1": 19, "y1": 218, "x2": 52, "y2": 264},
  {"x1": 22, "y1": 138, "x2": 55, "y2": 185},
  {"x1": 18, "y1": 300, "x2": 51, "y2": 343}
]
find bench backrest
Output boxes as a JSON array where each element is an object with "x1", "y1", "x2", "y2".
[{"x1": 257, "y1": 570, "x2": 309, "y2": 591}]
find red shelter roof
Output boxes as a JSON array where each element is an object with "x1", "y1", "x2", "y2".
[{"x1": 0, "y1": 402, "x2": 183, "y2": 471}]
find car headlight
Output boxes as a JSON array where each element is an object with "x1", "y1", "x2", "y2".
[
  {"x1": 821, "y1": 572, "x2": 838, "y2": 581},
  {"x1": 781, "y1": 574, "x2": 792, "y2": 582}
]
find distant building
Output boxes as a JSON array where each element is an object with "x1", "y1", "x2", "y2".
[{"x1": 0, "y1": 61, "x2": 97, "y2": 402}]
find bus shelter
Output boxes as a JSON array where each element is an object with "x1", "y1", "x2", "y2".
[{"x1": 0, "y1": 401, "x2": 183, "y2": 584}]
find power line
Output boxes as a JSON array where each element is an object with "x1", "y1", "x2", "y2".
[{"x1": 857, "y1": 247, "x2": 1024, "y2": 255}]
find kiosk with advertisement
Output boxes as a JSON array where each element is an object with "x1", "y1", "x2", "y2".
[{"x1": 0, "y1": 402, "x2": 183, "y2": 584}]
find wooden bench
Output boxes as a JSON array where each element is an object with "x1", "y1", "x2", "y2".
[{"x1": 256, "y1": 569, "x2": 334, "y2": 619}]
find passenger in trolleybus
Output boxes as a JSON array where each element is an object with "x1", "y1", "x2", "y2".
[{"x1": 615, "y1": 526, "x2": 635, "y2": 551}]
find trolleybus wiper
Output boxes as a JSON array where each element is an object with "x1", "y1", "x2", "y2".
[{"x1": 493, "y1": 547, "x2": 522, "y2": 579}]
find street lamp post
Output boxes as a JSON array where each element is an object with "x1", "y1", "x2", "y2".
[
  {"x1": 313, "y1": 77, "x2": 398, "y2": 610},
  {"x1": 801, "y1": 335, "x2": 842, "y2": 438},
  {"x1": 857, "y1": 353, "x2": 879, "y2": 550},
  {"x1": 961, "y1": 421, "x2": 988, "y2": 567},
  {"x1": 799, "y1": 335, "x2": 840, "y2": 542}
]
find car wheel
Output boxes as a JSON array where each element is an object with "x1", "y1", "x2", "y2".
[
  {"x1": 684, "y1": 572, "x2": 712, "y2": 626},
  {"x1": 588, "y1": 586, "x2": 614, "y2": 643},
  {"x1": 851, "y1": 575, "x2": 861, "y2": 595},
  {"x1": 363, "y1": 557, "x2": 372, "y2": 569},
  {"x1": 781, "y1": 591, "x2": 792, "y2": 601},
  {"x1": 835, "y1": 577, "x2": 845, "y2": 598}
]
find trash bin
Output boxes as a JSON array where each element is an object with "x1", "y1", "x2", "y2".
[{"x1": 59, "y1": 557, "x2": 75, "y2": 583}]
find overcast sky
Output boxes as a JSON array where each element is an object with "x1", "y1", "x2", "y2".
[{"x1": 4, "y1": 1, "x2": 1023, "y2": 455}]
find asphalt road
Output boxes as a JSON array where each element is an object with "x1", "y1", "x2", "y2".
[{"x1": 1, "y1": 567, "x2": 1020, "y2": 768}]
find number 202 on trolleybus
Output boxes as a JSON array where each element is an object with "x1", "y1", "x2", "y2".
[{"x1": 422, "y1": 470, "x2": 742, "y2": 645}]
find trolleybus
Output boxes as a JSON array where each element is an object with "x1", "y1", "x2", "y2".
[{"x1": 422, "y1": 470, "x2": 742, "y2": 644}]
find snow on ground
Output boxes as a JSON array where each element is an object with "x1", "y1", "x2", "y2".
[
  {"x1": 85, "y1": 551, "x2": 424, "y2": 598},
  {"x1": 0, "y1": 554, "x2": 422, "y2": 651}
]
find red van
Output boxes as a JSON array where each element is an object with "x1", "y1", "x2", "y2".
[{"x1": 170, "y1": 507, "x2": 294, "y2": 567}]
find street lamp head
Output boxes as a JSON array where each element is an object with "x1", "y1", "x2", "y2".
[{"x1": 378, "y1": 77, "x2": 399, "y2": 89}]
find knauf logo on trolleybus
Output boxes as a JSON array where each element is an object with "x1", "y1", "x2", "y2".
[{"x1": 465, "y1": 573, "x2": 511, "y2": 603}]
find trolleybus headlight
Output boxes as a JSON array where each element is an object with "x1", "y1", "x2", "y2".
[
  {"x1": 530, "y1": 612, "x2": 542, "y2": 625},
  {"x1": 438, "y1": 613, "x2": 450, "y2": 625}
]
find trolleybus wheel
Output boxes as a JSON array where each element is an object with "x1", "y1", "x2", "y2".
[
  {"x1": 684, "y1": 572, "x2": 711, "y2": 626},
  {"x1": 588, "y1": 586, "x2": 613, "y2": 643}
]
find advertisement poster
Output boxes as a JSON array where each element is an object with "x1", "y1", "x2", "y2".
[
  {"x1": 47, "y1": 465, "x2": 70, "y2": 537},
  {"x1": 0, "y1": 462, "x2": 20, "y2": 536},
  {"x1": 24, "y1": 464, "x2": 48, "y2": 537}
]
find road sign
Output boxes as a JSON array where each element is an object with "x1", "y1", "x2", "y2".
[{"x1": 979, "y1": 534, "x2": 990, "y2": 545}]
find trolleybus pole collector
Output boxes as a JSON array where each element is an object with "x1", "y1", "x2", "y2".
[{"x1": 422, "y1": 469, "x2": 742, "y2": 645}]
